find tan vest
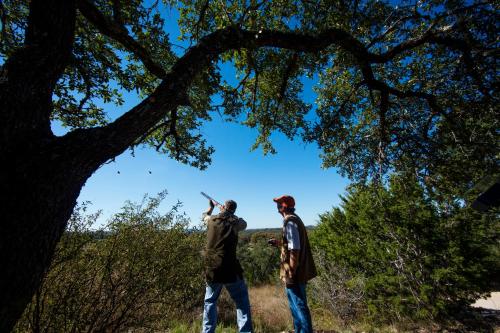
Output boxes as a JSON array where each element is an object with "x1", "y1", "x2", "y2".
[{"x1": 280, "y1": 214, "x2": 317, "y2": 284}]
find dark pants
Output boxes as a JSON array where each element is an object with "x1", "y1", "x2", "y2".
[{"x1": 286, "y1": 284, "x2": 313, "y2": 333}]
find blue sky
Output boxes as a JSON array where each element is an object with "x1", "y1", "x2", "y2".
[
  {"x1": 68, "y1": 120, "x2": 349, "y2": 228},
  {"x1": 53, "y1": 72, "x2": 350, "y2": 228},
  {"x1": 53, "y1": 5, "x2": 351, "y2": 229}
]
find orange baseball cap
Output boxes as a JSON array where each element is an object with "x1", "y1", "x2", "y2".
[{"x1": 273, "y1": 195, "x2": 295, "y2": 208}]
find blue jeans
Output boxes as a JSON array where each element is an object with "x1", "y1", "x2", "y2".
[
  {"x1": 286, "y1": 284, "x2": 313, "y2": 333},
  {"x1": 202, "y1": 278, "x2": 253, "y2": 333}
]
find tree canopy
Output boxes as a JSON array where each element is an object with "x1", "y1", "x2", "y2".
[{"x1": 2, "y1": 0, "x2": 497, "y2": 183}]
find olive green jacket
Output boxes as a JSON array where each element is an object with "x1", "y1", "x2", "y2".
[{"x1": 203, "y1": 211, "x2": 246, "y2": 283}]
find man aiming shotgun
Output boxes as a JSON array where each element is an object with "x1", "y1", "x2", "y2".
[{"x1": 200, "y1": 193, "x2": 253, "y2": 333}]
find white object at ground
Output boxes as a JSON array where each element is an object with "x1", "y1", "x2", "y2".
[{"x1": 472, "y1": 292, "x2": 500, "y2": 310}]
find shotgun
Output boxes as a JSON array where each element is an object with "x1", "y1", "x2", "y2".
[{"x1": 200, "y1": 192, "x2": 223, "y2": 208}]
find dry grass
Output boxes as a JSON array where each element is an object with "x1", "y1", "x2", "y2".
[
  {"x1": 310, "y1": 306, "x2": 344, "y2": 332},
  {"x1": 250, "y1": 283, "x2": 346, "y2": 332},
  {"x1": 196, "y1": 283, "x2": 292, "y2": 332},
  {"x1": 249, "y1": 284, "x2": 292, "y2": 332},
  {"x1": 167, "y1": 284, "x2": 500, "y2": 332}
]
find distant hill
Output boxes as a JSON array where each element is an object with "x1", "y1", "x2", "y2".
[
  {"x1": 80, "y1": 225, "x2": 315, "y2": 240},
  {"x1": 240, "y1": 227, "x2": 281, "y2": 236},
  {"x1": 240, "y1": 226, "x2": 315, "y2": 238}
]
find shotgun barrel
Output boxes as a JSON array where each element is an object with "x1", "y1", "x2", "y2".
[{"x1": 200, "y1": 192, "x2": 222, "y2": 208}]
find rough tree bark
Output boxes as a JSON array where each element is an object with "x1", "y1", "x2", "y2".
[
  {"x1": 0, "y1": 1, "x2": 79, "y2": 330},
  {"x1": 0, "y1": 0, "x2": 480, "y2": 330}
]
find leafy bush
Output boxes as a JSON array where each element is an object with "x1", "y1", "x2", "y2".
[
  {"x1": 310, "y1": 176, "x2": 499, "y2": 322},
  {"x1": 238, "y1": 238, "x2": 280, "y2": 286},
  {"x1": 249, "y1": 231, "x2": 279, "y2": 244},
  {"x1": 15, "y1": 192, "x2": 205, "y2": 332},
  {"x1": 310, "y1": 250, "x2": 366, "y2": 324}
]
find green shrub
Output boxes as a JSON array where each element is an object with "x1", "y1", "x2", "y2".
[
  {"x1": 310, "y1": 176, "x2": 499, "y2": 322},
  {"x1": 249, "y1": 231, "x2": 280, "y2": 244},
  {"x1": 238, "y1": 239, "x2": 280, "y2": 286},
  {"x1": 15, "y1": 191, "x2": 205, "y2": 332},
  {"x1": 310, "y1": 250, "x2": 366, "y2": 324}
]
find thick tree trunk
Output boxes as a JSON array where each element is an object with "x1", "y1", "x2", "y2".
[
  {"x1": 0, "y1": 139, "x2": 96, "y2": 332},
  {"x1": 0, "y1": 1, "x2": 78, "y2": 328}
]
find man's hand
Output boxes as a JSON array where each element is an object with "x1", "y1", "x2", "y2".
[
  {"x1": 289, "y1": 250, "x2": 299, "y2": 276},
  {"x1": 205, "y1": 199, "x2": 215, "y2": 216},
  {"x1": 267, "y1": 238, "x2": 281, "y2": 247}
]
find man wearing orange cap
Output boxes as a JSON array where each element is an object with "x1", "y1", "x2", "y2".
[{"x1": 270, "y1": 195, "x2": 317, "y2": 333}]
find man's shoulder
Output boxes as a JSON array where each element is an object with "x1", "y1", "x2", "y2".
[
  {"x1": 212, "y1": 212, "x2": 232, "y2": 221},
  {"x1": 203, "y1": 212, "x2": 214, "y2": 222},
  {"x1": 284, "y1": 214, "x2": 303, "y2": 224},
  {"x1": 203, "y1": 214, "x2": 225, "y2": 227},
  {"x1": 205, "y1": 213, "x2": 246, "y2": 230},
  {"x1": 208, "y1": 213, "x2": 237, "y2": 224}
]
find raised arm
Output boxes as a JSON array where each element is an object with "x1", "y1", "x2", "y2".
[{"x1": 202, "y1": 199, "x2": 216, "y2": 224}]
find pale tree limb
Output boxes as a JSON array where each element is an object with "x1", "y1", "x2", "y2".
[{"x1": 77, "y1": 0, "x2": 167, "y2": 79}]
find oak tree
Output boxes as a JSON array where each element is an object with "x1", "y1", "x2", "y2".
[{"x1": 0, "y1": 0, "x2": 497, "y2": 330}]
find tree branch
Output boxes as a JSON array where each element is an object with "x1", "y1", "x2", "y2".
[
  {"x1": 277, "y1": 52, "x2": 298, "y2": 107},
  {"x1": 74, "y1": 58, "x2": 93, "y2": 116},
  {"x1": 111, "y1": 0, "x2": 123, "y2": 26},
  {"x1": 251, "y1": 71, "x2": 259, "y2": 115},
  {"x1": 134, "y1": 119, "x2": 170, "y2": 146},
  {"x1": 76, "y1": 0, "x2": 167, "y2": 79},
  {"x1": 369, "y1": 2, "x2": 490, "y2": 51},
  {"x1": 368, "y1": 12, "x2": 423, "y2": 49},
  {"x1": 194, "y1": 0, "x2": 210, "y2": 40},
  {"x1": 373, "y1": 29, "x2": 485, "y2": 65},
  {"x1": 359, "y1": 62, "x2": 445, "y2": 118},
  {"x1": 60, "y1": 24, "x2": 477, "y2": 170},
  {"x1": 379, "y1": 89, "x2": 389, "y2": 147}
]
